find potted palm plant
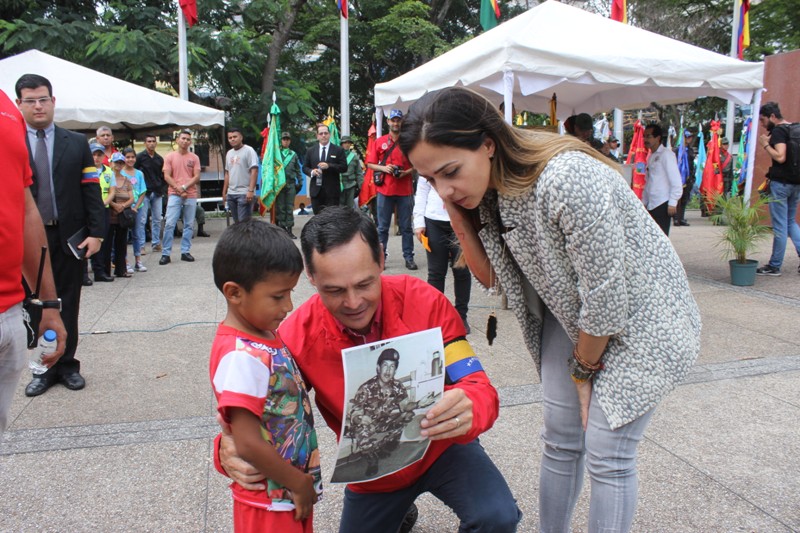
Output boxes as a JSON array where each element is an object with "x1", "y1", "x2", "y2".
[{"x1": 710, "y1": 193, "x2": 772, "y2": 286}]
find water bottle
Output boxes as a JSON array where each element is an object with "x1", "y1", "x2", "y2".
[{"x1": 29, "y1": 329, "x2": 57, "y2": 375}]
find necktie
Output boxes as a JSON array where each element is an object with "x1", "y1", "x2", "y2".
[
  {"x1": 35, "y1": 130, "x2": 55, "y2": 223},
  {"x1": 321, "y1": 146, "x2": 327, "y2": 162}
]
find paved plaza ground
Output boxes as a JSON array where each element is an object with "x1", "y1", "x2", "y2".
[{"x1": 1, "y1": 209, "x2": 798, "y2": 532}]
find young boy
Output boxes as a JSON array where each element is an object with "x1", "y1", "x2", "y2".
[{"x1": 210, "y1": 220, "x2": 321, "y2": 532}]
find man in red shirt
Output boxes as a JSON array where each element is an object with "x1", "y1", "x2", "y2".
[
  {"x1": 367, "y1": 109, "x2": 418, "y2": 270},
  {"x1": 0, "y1": 89, "x2": 65, "y2": 430},
  {"x1": 217, "y1": 207, "x2": 521, "y2": 532}
]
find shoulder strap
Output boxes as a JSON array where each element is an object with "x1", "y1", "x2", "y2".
[{"x1": 379, "y1": 139, "x2": 398, "y2": 165}]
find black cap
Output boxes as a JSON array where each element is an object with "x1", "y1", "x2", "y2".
[
  {"x1": 281, "y1": 132, "x2": 291, "y2": 139},
  {"x1": 340, "y1": 135, "x2": 352, "y2": 143},
  {"x1": 377, "y1": 348, "x2": 400, "y2": 366}
]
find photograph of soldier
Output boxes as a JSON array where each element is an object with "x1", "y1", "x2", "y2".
[{"x1": 333, "y1": 335, "x2": 443, "y2": 483}]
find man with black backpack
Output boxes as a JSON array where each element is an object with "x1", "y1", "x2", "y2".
[{"x1": 757, "y1": 101, "x2": 800, "y2": 276}]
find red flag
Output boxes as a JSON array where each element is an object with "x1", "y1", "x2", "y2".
[
  {"x1": 338, "y1": 0, "x2": 348, "y2": 19},
  {"x1": 179, "y1": 0, "x2": 198, "y2": 27},
  {"x1": 359, "y1": 122, "x2": 378, "y2": 207},
  {"x1": 700, "y1": 120, "x2": 723, "y2": 210},
  {"x1": 611, "y1": 0, "x2": 627, "y2": 23},
  {"x1": 626, "y1": 120, "x2": 648, "y2": 199}
]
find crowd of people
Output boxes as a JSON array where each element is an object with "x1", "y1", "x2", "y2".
[{"x1": 4, "y1": 67, "x2": 795, "y2": 533}]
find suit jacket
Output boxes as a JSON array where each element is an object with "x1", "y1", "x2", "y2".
[
  {"x1": 303, "y1": 142, "x2": 347, "y2": 198},
  {"x1": 28, "y1": 125, "x2": 106, "y2": 255}
]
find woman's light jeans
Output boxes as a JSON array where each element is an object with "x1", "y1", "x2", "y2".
[{"x1": 539, "y1": 310, "x2": 654, "y2": 533}]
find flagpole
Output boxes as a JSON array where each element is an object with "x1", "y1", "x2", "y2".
[
  {"x1": 178, "y1": 3, "x2": 189, "y2": 101},
  {"x1": 725, "y1": 0, "x2": 741, "y2": 144},
  {"x1": 340, "y1": 7, "x2": 350, "y2": 137}
]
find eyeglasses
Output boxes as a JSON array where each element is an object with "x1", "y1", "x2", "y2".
[{"x1": 20, "y1": 97, "x2": 52, "y2": 106}]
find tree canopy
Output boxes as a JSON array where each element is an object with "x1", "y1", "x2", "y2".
[{"x1": 1, "y1": 0, "x2": 796, "y2": 149}]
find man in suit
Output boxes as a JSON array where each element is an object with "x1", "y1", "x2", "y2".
[
  {"x1": 15, "y1": 74, "x2": 106, "y2": 397},
  {"x1": 303, "y1": 123, "x2": 347, "y2": 214}
]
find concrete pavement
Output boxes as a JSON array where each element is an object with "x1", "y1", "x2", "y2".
[{"x1": 1, "y1": 209, "x2": 798, "y2": 532}]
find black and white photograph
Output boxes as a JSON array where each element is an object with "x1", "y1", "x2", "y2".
[{"x1": 331, "y1": 328, "x2": 444, "y2": 484}]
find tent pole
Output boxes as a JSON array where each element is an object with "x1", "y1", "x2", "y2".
[
  {"x1": 743, "y1": 89, "x2": 762, "y2": 203},
  {"x1": 503, "y1": 69, "x2": 514, "y2": 124}
]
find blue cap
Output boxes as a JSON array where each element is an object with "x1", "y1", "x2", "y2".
[
  {"x1": 43, "y1": 329, "x2": 57, "y2": 342},
  {"x1": 111, "y1": 152, "x2": 125, "y2": 163},
  {"x1": 89, "y1": 143, "x2": 105, "y2": 154},
  {"x1": 684, "y1": 130, "x2": 693, "y2": 137},
  {"x1": 389, "y1": 109, "x2": 404, "y2": 120}
]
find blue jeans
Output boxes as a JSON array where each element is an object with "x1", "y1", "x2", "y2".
[
  {"x1": 339, "y1": 440, "x2": 521, "y2": 533},
  {"x1": 133, "y1": 192, "x2": 163, "y2": 255},
  {"x1": 767, "y1": 180, "x2": 800, "y2": 269},
  {"x1": 161, "y1": 195, "x2": 197, "y2": 256},
  {"x1": 0, "y1": 304, "x2": 26, "y2": 433},
  {"x1": 227, "y1": 194, "x2": 253, "y2": 224},
  {"x1": 539, "y1": 310, "x2": 654, "y2": 533},
  {"x1": 377, "y1": 193, "x2": 414, "y2": 261}
]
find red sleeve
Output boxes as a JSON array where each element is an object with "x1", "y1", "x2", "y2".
[{"x1": 406, "y1": 276, "x2": 500, "y2": 442}]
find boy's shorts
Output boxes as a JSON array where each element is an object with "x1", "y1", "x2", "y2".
[{"x1": 233, "y1": 500, "x2": 313, "y2": 533}]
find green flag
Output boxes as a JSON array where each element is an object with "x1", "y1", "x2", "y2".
[
  {"x1": 259, "y1": 101, "x2": 286, "y2": 211},
  {"x1": 480, "y1": 0, "x2": 500, "y2": 31}
]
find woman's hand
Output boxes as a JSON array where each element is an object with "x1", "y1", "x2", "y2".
[
  {"x1": 414, "y1": 228, "x2": 425, "y2": 243},
  {"x1": 575, "y1": 380, "x2": 592, "y2": 431}
]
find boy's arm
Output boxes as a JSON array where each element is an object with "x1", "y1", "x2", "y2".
[{"x1": 229, "y1": 407, "x2": 317, "y2": 521}]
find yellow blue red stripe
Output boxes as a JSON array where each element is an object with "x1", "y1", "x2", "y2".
[
  {"x1": 81, "y1": 166, "x2": 99, "y2": 184},
  {"x1": 444, "y1": 338, "x2": 484, "y2": 383}
]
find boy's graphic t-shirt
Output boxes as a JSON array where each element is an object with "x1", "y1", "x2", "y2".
[{"x1": 210, "y1": 323, "x2": 322, "y2": 511}]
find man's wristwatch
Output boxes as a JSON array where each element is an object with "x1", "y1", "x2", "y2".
[{"x1": 41, "y1": 298, "x2": 62, "y2": 312}]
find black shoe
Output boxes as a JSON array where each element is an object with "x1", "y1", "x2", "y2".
[
  {"x1": 25, "y1": 373, "x2": 57, "y2": 397},
  {"x1": 399, "y1": 504, "x2": 419, "y2": 533},
  {"x1": 679, "y1": 220, "x2": 690, "y2": 226},
  {"x1": 95, "y1": 273, "x2": 115, "y2": 282},
  {"x1": 285, "y1": 228, "x2": 297, "y2": 240},
  {"x1": 82, "y1": 277, "x2": 93, "y2": 286},
  {"x1": 756, "y1": 265, "x2": 781, "y2": 276},
  {"x1": 197, "y1": 230, "x2": 211, "y2": 237},
  {"x1": 365, "y1": 458, "x2": 379, "y2": 477},
  {"x1": 181, "y1": 253, "x2": 195, "y2": 262},
  {"x1": 405, "y1": 259, "x2": 418, "y2": 270},
  {"x1": 159, "y1": 256, "x2": 171, "y2": 265},
  {"x1": 462, "y1": 318, "x2": 471, "y2": 335},
  {"x1": 60, "y1": 372, "x2": 86, "y2": 390}
]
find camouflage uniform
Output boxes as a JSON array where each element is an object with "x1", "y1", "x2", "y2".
[
  {"x1": 349, "y1": 375, "x2": 412, "y2": 472},
  {"x1": 340, "y1": 149, "x2": 364, "y2": 208},
  {"x1": 276, "y1": 147, "x2": 301, "y2": 231}
]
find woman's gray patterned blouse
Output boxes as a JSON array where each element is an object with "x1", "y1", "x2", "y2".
[{"x1": 478, "y1": 151, "x2": 701, "y2": 429}]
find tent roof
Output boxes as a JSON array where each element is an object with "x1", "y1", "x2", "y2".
[
  {"x1": 0, "y1": 49, "x2": 224, "y2": 132},
  {"x1": 375, "y1": 0, "x2": 764, "y2": 118}
]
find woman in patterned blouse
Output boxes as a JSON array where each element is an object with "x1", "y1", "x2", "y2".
[{"x1": 400, "y1": 86, "x2": 701, "y2": 533}]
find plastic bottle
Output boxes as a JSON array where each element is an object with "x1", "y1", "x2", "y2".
[{"x1": 29, "y1": 329, "x2": 57, "y2": 375}]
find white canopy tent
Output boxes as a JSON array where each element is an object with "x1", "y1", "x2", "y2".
[
  {"x1": 374, "y1": 0, "x2": 764, "y2": 197},
  {"x1": 0, "y1": 49, "x2": 224, "y2": 132}
]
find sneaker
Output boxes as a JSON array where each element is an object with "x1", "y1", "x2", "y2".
[
  {"x1": 126, "y1": 264, "x2": 134, "y2": 274},
  {"x1": 756, "y1": 265, "x2": 781, "y2": 276},
  {"x1": 135, "y1": 262, "x2": 148, "y2": 272},
  {"x1": 152, "y1": 244, "x2": 162, "y2": 252},
  {"x1": 405, "y1": 259, "x2": 418, "y2": 271}
]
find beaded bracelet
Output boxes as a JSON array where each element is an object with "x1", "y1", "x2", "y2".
[
  {"x1": 573, "y1": 347, "x2": 604, "y2": 372},
  {"x1": 568, "y1": 347, "x2": 604, "y2": 383}
]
